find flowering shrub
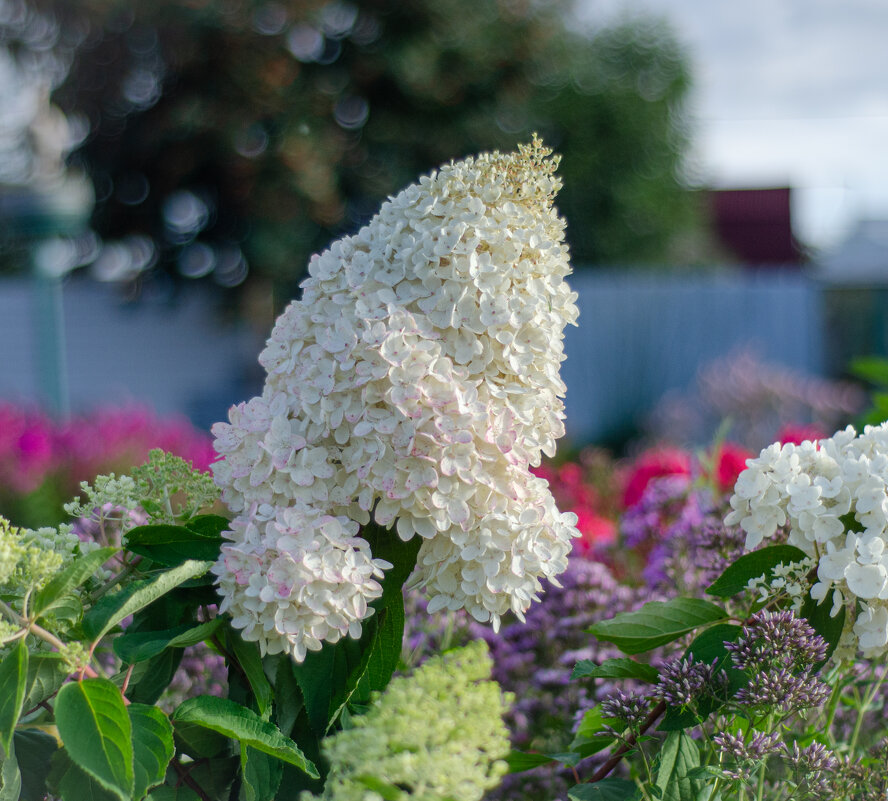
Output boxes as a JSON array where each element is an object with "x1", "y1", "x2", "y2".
[{"x1": 211, "y1": 137, "x2": 580, "y2": 662}]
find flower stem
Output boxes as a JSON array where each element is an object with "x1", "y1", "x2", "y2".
[{"x1": 587, "y1": 701, "x2": 667, "y2": 783}]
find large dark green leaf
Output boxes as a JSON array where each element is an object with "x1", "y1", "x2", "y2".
[
  {"x1": 32, "y1": 547, "x2": 118, "y2": 616},
  {"x1": 129, "y1": 705, "x2": 174, "y2": 800},
  {"x1": 588, "y1": 599, "x2": 729, "y2": 655},
  {"x1": 15, "y1": 729, "x2": 58, "y2": 801},
  {"x1": 224, "y1": 626, "x2": 273, "y2": 719},
  {"x1": 113, "y1": 619, "x2": 222, "y2": 665},
  {"x1": 706, "y1": 545, "x2": 808, "y2": 598},
  {"x1": 572, "y1": 657, "x2": 659, "y2": 683},
  {"x1": 54, "y1": 679, "x2": 134, "y2": 800},
  {"x1": 361, "y1": 522, "x2": 421, "y2": 607},
  {"x1": 48, "y1": 749, "x2": 119, "y2": 801},
  {"x1": 354, "y1": 595, "x2": 405, "y2": 703},
  {"x1": 82, "y1": 560, "x2": 213, "y2": 643},
  {"x1": 183, "y1": 515, "x2": 230, "y2": 538},
  {"x1": 125, "y1": 526, "x2": 222, "y2": 567},
  {"x1": 0, "y1": 640, "x2": 27, "y2": 757},
  {"x1": 0, "y1": 741, "x2": 19, "y2": 801},
  {"x1": 172, "y1": 696, "x2": 318, "y2": 778},
  {"x1": 127, "y1": 648, "x2": 184, "y2": 706},
  {"x1": 272, "y1": 657, "x2": 303, "y2": 739},
  {"x1": 569, "y1": 706, "x2": 616, "y2": 758}
]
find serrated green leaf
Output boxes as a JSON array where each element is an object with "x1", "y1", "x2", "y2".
[
  {"x1": 55, "y1": 679, "x2": 134, "y2": 800},
  {"x1": 354, "y1": 596, "x2": 404, "y2": 703},
  {"x1": 129, "y1": 705, "x2": 174, "y2": 800},
  {"x1": 506, "y1": 750, "x2": 556, "y2": 772},
  {"x1": 82, "y1": 560, "x2": 213, "y2": 643},
  {"x1": 360, "y1": 523, "x2": 421, "y2": 607},
  {"x1": 125, "y1": 525, "x2": 221, "y2": 567},
  {"x1": 568, "y1": 778, "x2": 640, "y2": 800},
  {"x1": 22, "y1": 653, "x2": 68, "y2": 710},
  {"x1": 0, "y1": 741, "x2": 20, "y2": 801},
  {"x1": 48, "y1": 748, "x2": 119, "y2": 801},
  {"x1": 172, "y1": 695, "x2": 318, "y2": 778},
  {"x1": 184, "y1": 514, "x2": 230, "y2": 538},
  {"x1": 113, "y1": 619, "x2": 222, "y2": 665},
  {"x1": 15, "y1": 728, "x2": 58, "y2": 801},
  {"x1": 273, "y1": 657, "x2": 303, "y2": 738},
  {"x1": 32, "y1": 547, "x2": 118, "y2": 616},
  {"x1": 588, "y1": 599, "x2": 729, "y2": 655},
  {"x1": 240, "y1": 744, "x2": 283, "y2": 801},
  {"x1": 225, "y1": 626, "x2": 273, "y2": 719},
  {"x1": 572, "y1": 657, "x2": 659, "y2": 683},
  {"x1": 148, "y1": 787, "x2": 201, "y2": 801},
  {"x1": 127, "y1": 648, "x2": 184, "y2": 706},
  {"x1": 0, "y1": 640, "x2": 27, "y2": 757},
  {"x1": 706, "y1": 545, "x2": 808, "y2": 598},
  {"x1": 655, "y1": 731, "x2": 701, "y2": 801}
]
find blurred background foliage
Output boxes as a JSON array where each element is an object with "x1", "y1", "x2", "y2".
[{"x1": 0, "y1": 0, "x2": 706, "y2": 309}]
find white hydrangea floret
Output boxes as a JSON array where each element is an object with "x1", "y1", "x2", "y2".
[
  {"x1": 727, "y1": 422, "x2": 888, "y2": 658},
  {"x1": 212, "y1": 138, "x2": 581, "y2": 660}
]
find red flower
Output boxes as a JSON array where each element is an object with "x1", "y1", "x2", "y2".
[
  {"x1": 622, "y1": 449, "x2": 692, "y2": 508},
  {"x1": 573, "y1": 507, "x2": 617, "y2": 552},
  {"x1": 712, "y1": 441, "x2": 754, "y2": 492},
  {"x1": 777, "y1": 423, "x2": 828, "y2": 446}
]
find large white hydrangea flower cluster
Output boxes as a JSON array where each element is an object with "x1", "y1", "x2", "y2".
[
  {"x1": 212, "y1": 138, "x2": 580, "y2": 661},
  {"x1": 726, "y1": 423, "x2": 888, "y2": 657}
]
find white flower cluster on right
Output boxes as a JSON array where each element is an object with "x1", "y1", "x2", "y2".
[
  {"x1": 726, "y1": 423, "x2": 888, "y2": 657},
  {"x1": 212, "y1": 138, "x2": 580, "y2": 662}
]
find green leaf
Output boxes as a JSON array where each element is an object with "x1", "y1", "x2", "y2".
[
  {"x1": 572, "y1": 657, "x2": 659, "y2": 683},
  {"x1": 272, "y1": 657, "x2": 303, "y2": 738},
  {"x1": 0, "y1": 640, "x2": 27, "y2": 757},
  {"x1": 706, "y1": 545, "x2": 808, "y2": 598},
  {"x1": 54, "y1": 678, "x2": 134, "y2": 800},
  {"x1": 506, "y1": 750, "x2": 556, "y2": 772},
  {"x1": 172, "y1": 695, "x2": 319, "y2": 778},
  {"x1": 801, "y1": 591, "x2": 846, "y2": 668},
  {"x1": 148, "y1": 787, "x2": 201, "y2": 801},
  {"x1": 0, "y1": 741, "x2": 20, "y2": 801},
  {"x1": 184, "y1": 514, "x2": 231, "y2": 537},
  {"x1": 15, "y1": 729, "x2": 58, "y2": 801},
  {"x1": 48, "y1": 749, "x2": 119, "y2": 801},
  {"x1": 129, "y1": 705, "x2": 174, "y2": 800},
  {"x1": 224, "y1": 626, "x2": 274, "y2": 719},
  {"x1": 125, "y1": 525, "x2": 222, "y2": 567},
  {"x1": 22, "y1": 653, "x2": 69, "y2": 710},
  {"x1": 114, "y1": 619, "x2": 222, "y2": 664},
  {"x1": 569, "y1": 707, "x2": 616, "y2": 758},
  {"x1": 655, "y1": 731, "x2": 701, "y2": 801},
  {"x1": 127, "y1": 648, "x2": 184, "y2": 706},
  {"x1": 82, "y1": 559, "x2": 213, "y2": 643},
  {"x1": 32, "y1": 547, "x2": 118, "y2": 616},
  {"x1": 240, "y1": 744, "x2": 283, "y2": 801},
  {"x1": 850, "y1": 355, "x2": 888, "y2": 386},
  {"x1": 354, "y1": 595, "x2": 405, "y2": 702},
  {"x1": 568, "y1": 778, "x2": 640, "y2": 800},
  {"x1": 588, "y1": 599, "x2": 729, "y2": 655},
  {"x1": 360, "y1": 523, "x2": 422, "y2": 607}
]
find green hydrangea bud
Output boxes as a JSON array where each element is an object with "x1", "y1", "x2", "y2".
[{"x1": 305, "y1": 641, "x2": 512, "y2": 801}]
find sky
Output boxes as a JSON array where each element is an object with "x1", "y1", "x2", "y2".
[{"x1": 577, "y1": 0, "x2": 888, "y2": 250}]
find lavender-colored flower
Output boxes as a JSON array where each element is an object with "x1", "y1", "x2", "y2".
[
  {"x1": 713, "y1": 729, "x2": 782, "y2": 763},
  {"x1": 726, "y1": 610, "x2": 828, "y2": 672},
  {"x1": 784, "y1": 741, "x2": 839, "y2": 775},
  {"x1": 655, "y1": 657, "x2": 723, "y2": 707},
  {"x1": 734, "y1": 667, "x2": 831, "y2": 714},
  {"x1": 600, "y1": 689, "x2": 650, "y2": 729}
]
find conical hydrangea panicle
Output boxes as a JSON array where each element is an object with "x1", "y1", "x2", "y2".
[{"x1": 212, "y1": 138, "x2": 580, "y2": 661}]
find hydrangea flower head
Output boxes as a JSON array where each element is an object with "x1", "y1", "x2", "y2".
[
  {"x1": 212, "y1": 138, "x2": 580, "y2": 661},
  {"x1": 726, "y1": 422, "x2": 888, "y2": 658},
  {"x1": 302, "y1": 641, "x2": 511, "y2": 801}
]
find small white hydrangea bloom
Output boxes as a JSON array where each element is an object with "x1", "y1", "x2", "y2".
[
  {"x1": 726, "y1": 422, "x2": 888, "y2": 658},
  {"x1": 213, "y1": 138, "x2": 580, "y2": 660}
]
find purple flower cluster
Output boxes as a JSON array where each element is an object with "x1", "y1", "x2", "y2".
[
  {"x1": 620, "y1": 475, "x2": 746, "y2": 596},
  {"x1": 655, "y1": 657, "x2": 724, "y2": 707},
  {"x1": 725, "y1": 611, "x2": 828, "y2": 672}
]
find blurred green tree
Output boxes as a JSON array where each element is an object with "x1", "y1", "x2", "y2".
[{"x1": 5, "y1": 0, "x2": 702, "y2": 303}]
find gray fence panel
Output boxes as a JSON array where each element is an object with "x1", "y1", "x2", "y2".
[{"x1": 561, "y1": 270, "x2": 822, "y2": 443}]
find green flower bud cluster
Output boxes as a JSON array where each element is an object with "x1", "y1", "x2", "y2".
[
  {"x1": 64, "y1": 473, "x2": 140, "y2": 522},
  {"x1": 130, "y1": 448, "x2": 219, "y2": 523},
  {"x1": 0, "y1": 517, "x2": 65, "y2": 594},
  {"x1": 306, "y1": 641, "x2": 512, "y2": 801}
]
